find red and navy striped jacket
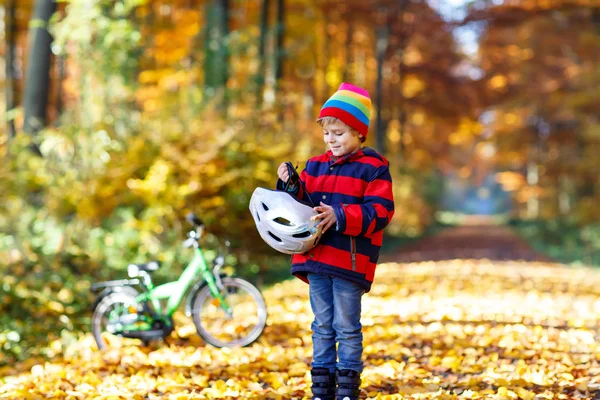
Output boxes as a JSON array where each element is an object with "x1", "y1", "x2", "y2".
[{"x1": 276, "y1": 147, "x2": 395, "y2": 292}]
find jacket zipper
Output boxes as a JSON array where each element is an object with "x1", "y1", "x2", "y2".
[{"x1": 350, "y1": 237, "x2": 356, "y2": 271}]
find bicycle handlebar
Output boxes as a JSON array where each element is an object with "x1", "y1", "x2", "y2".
[
  {"x1": 183, "y1": 212, "x2": 204, "y2": 248},
  {"x1": 184, "y1": 213, "x2": 232, "y2": 261},
  {"x1": 186, "y1": 212, "x2": 204, "y2": 228}
]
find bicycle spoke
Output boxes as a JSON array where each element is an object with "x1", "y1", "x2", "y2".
[{"x1": 192, "y1": 277, "x2": 267, "y2": 347}]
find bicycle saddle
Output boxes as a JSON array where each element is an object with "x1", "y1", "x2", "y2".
[{"x1": 128, "y1": 261, "x2": 161, "y2": 273}]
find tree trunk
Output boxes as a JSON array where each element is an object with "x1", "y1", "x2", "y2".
[
  {"x1": 23, "y1": 0, "x2": 56, "y2": 136},
  {"x1": 204, "y1": 0, "x2": 229, "y2": 110},
  {"x1": 396, "y1": 0, "x2": 409, "y2": 161},
  {"x1": 273, "y1": 0, "x2": 285, "y2": 96},
  {"x1": 321, "y1": 12, "x2": 331, "y2": 105},
  {"x1": 343, "y1": 20, "x2": 352, "y2": 82},
  {"x1": 526, "y1": 153, "x2": 539, "y2": 219},
  {"x1": 4, "y1": 0, "x2": 17, "y2": 138},
  {"x1": 55, "y1": 55, "x2": 66, "y2": 120},
  {"x1": 221, "y1": 0, "x2": 229, "y2": 102},
  {"x1": 255, "y1": 0, "x2": 269, "y2": 105},
  {"x1": 592, "y1": 8, "x2": 600, "y2": 34},
  {"x1": 375, "y1": 23, "x2": 389, "y2": 155}
]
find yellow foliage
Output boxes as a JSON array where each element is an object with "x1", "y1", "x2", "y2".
[
  {"x1": 403, "y1": 76, "x2": 426, "y2": 98},
  {"x1": 489, "y1": 74, "x2": 508, "y2": 90},
  {"x1": 2, "y1": 260, "x2": 600, "y2": 398}
]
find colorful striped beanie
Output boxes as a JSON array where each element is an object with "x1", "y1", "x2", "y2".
[{"x1": 318, "y1": 82, "x2": 372, "y2": 139}]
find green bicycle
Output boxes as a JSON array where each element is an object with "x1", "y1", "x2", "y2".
[{"x1": 90, "y1": 213, "x2": 268, "y2": 349}]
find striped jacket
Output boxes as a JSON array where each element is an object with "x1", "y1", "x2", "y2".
[{"x1": 276, "y1": 147, "x2": 395, "y2": 292}]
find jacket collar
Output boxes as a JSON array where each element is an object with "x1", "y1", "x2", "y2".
[{"x1": 327, "y1": 147, "x2": 364, "y2": 165}]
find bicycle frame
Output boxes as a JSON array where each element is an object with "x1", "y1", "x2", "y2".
[{"x1": 135, "y1": 247, "x2": 231, "y2": 317}]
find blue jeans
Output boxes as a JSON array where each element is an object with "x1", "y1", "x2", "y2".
[{"x1": 308, "y1": 273, "x2": 365, "y2": 373}]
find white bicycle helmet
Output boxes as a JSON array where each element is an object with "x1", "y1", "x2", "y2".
[{"x1": 249, "y1": 187, "x2": 322, "y2": 255}]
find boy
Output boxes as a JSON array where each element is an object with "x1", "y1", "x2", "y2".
[{"x1": 276, "y1": 82, "x2": 395, "y2": 400}]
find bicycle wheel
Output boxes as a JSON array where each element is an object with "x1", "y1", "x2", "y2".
[
  {"x1": 191, "y1": 277, "x2": 267, "y2": 347},
  {"x1": 91, "y1": 291, "x2": 143, "y2": 350},
  {"x1": 92, "y1": 286, "x2": 139, "y2": 311}
]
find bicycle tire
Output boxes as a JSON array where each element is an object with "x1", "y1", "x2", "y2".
[
  {"x1": 190, "y1": 277, "x2": 267, "y2": 347},
  {"x1": 92, "y1": 286, "x2": 139, "y2": 311},
  {"x1": 91, "y1": 291, "x2": 141, "y2": 350}
]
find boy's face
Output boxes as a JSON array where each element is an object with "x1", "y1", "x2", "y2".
[{"x1": 322, "y1": 120, "x2": 362, "y2": 157}]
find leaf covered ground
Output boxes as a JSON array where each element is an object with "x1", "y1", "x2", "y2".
[{"x1": 2, "y1": 260, "x2": 600, "y2": 399}]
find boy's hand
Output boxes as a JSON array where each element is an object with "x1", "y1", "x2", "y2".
[
  {"x1": 313, "y1": 202, "x2": 337, "y2": 234},
  {"x1": 277, "y1": 162, "x2": 290, "y2": 182}
]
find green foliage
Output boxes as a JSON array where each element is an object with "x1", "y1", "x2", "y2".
[
  {"x1": 510, "y1": 218, "x2": 600, "y2": 266},
  {"x1": 0, "y1": 262, "x2": 92, "y2": 365},
  {"x1": 386, "y1": 166, "x2": 444, "y2": 237},
  {"x1": 50, "y1": 0, "x2": 145, "y2": 137},
  {"x1": 0, "y1": 103, "x2": 306, "y2": 365},
  {"x1": 51, "y1": 0, "x2": 144, "y2": 88},
  {"x1": 0, "y1": 108, "x2": 441, "y2": 365}
]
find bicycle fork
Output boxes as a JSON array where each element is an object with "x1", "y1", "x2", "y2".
[{"x1": 202, "y1": 268, "x2": 233, "y2": 318}]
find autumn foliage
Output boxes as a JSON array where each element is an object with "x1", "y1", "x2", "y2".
[
  {"x1": 2, "y1": 260, "x2": 600, "y2": 399},
  {"x1": 1, "y1": 0, "x2": 600, "y2": 396}
]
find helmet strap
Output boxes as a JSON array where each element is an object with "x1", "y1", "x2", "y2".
[{"x1": 284, "y1": 161, "x2": 316, "y2": 207}]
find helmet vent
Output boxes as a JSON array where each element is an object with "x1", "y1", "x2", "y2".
[
  {"x1": 274, "y1": 217, "x2": 293, "y2": 226},
  {"x1": 292, "y1": 231, "x2": 311, "y2": 238},
  {"x1": 267, "y1": 231, "x2": 282, "y2": 242},
  {"x1": 249, "y1": 187, "x2": 323, "y2": 255}
]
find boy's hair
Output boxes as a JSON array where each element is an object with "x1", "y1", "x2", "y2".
[{"x1": 317, "y1": 116, "x2": 366, "y2": 143}]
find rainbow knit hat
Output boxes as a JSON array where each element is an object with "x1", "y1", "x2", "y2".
[{"x1": 318, "y1": 82, "x2": 372, "y2": 139}]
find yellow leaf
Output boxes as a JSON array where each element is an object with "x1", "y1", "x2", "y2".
[
  {"x1": 515, "y1": 387, "x2": 536, "y2": 400},
  {"x1": 441, "y1": 355, "x2": 461, "y2": 371},
  {"x1": 403, "y1": 75, "x2": 425, "y2": 98},
  {"x1": 287, "y1": 361, "x2": 307, "y2": 377},
  {"x1": 561, "y1": 373, "x2": 574, "y2": 381},
  {"x1": 489, "y1": 74, "x2": 508, "y2": 89},
  {"x1": 497, "y1": 386, "x2": 518, "y2": 399}
]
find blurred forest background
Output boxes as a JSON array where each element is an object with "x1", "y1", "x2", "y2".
[{"x1": 0, "y1": 0, "x2": 599, "y2": 365}]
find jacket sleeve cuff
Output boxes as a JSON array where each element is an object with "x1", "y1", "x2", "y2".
[{"x1": 333, "y1": 204, "x2": 347, "y2": 233}]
